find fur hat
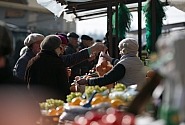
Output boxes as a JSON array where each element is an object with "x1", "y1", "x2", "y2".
[
  {"x1": 118, "y1": 38, "x2": 139, "y2": 54},
  {"x1": 40, "y1": 35, "x2": 61, "y2": 51},
  {"x1": 24, "y1": 33, "x2": 44, "y2": 47}
]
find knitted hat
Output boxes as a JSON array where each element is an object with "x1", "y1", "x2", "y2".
[
  {"x1": 118, "y1": 38, "x2": 139, "y2": 54},
  {"x1": 40, "y1": 35, "x2": 61, "y2": 51},
  {"x1": 55, "y1": 32, "x2": 69, "y2": 43},
  {"x1": 56, "y1": 34, "x2": 68, "y2": 45},
  {"x1": 24, "y1": 33, "x2": 44, "y2": 47}
]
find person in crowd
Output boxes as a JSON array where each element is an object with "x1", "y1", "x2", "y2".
[
  {"x1": 19, "y1": 46, "x2": 28, "y2": 56},
  {"x1": 65, "y1": 32, "x2": 79, "y2": 54},
  {"x1": 77, "y1": 35, "x2": 97, "y2": 75},
  {"x1": 0, "y1": 21, "x2": 40, "y2": 125},
  {"x1": 77, "y1": 38, "x2": 146, "y2": 88},
  {"x1": 25, "y1": 35, "x2": 107, "y2": 102},
  {"x1": 79, "y1": 35, "x2": 93, "y2": 50},
  {"x1": 64, "y1": 32, "x2": 81, "y2": 82},
  {"x1": 14, "y1": 33, "x2": 44, "y2": 79}
]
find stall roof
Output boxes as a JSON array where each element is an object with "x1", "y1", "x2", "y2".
[{"x1": 56, "y1": 0, "x2": 147, "y2": 21}]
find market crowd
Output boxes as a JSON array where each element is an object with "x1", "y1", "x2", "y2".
[{"x1": 0, "y1": 20, "x2": 146, "y2": 125}]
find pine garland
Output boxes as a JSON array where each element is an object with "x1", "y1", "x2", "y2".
[
  {"x1": 142, "y1": 0, "x2": 166, "y2": 54},
  {"x1": 112, "y1": 3, "x2": 132, "y2": 42}
]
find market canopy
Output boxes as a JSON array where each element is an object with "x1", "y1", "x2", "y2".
[{"x1": 37, "y1": 0, "x2": 147, "y2": 21}]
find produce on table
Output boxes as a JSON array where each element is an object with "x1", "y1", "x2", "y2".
[
  {"x1": 85, "y1": 85, "x2": 108, "y2": 99},
  {"x1": 111, "y1": 83, "x2": 126, "y2": 92},
  {"x1": 66, "y1": 92, "x2": 82, "y2": 103},
  {"x1": 39, "y1": 98, "x2": 64, "y2": 110}
]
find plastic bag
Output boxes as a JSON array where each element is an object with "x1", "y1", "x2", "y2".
[{"x1": 96, "y1": 51, "x2": 113, "y2": 76}]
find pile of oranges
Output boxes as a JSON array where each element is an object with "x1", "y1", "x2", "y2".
[
  {"x1": 45, "y1": 106, "x2": 64, "y2": 116},
  {"x1": 68, "y1": 94, "x2": 125, "y2": 108}
]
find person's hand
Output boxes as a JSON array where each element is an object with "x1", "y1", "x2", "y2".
[
  {"x1": 88, "y1": 53, "x2": 96, "y2": 62},
  {"x1": 90, "y1": 43, "x2": 107, "y2": 53},
  {"x1": 100, "y1": 52, "x2": 113, "y2": 62},
  {"x1": 77, "y1": 79, "x2": 88, "y2": 85},
  {"x1": 67, "y1": 67, "x2": 71, "y2": 77}
]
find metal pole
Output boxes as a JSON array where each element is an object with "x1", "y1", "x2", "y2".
[
  {"x1": 152, "y1": 0, "x2": 156, "y2": 52},
  {"x1": 115, "y1": 0, "x2": 119, "y2": 58},
  {"x1": 138, "y1": 0, "x2": 142, "y2": 59},
  {"x1": 108, "y1": 0, "x2": 112, "y2": 56}
]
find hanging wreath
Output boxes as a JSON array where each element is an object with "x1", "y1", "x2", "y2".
[
  {"x1": 112, "y1": 3, "x2": 132, "y2": 42},
  {"x1": 142, "y1": 0, "x2": 166, "y2": 54}
]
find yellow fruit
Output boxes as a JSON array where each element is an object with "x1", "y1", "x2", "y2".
[
  {"x1": 102, "y1": 96, "x2": 111, "y2": 102},
  {"x1": 94, "y1": 93, "x2": 103, "y2": 98},
  {"x1": 56, "y1": 106, "x2": 63, "y2": 114},
  {"x1": 46, "y1": 109, "x2": 57, "y2": 116},
  {"x1": 80, "y1": 99, "x2": 88, "y2": 106},
  {"x1": 70, "y1": 97, "x2": 82, "y2": 106},
  {"x1": 111, "y1": 99, "x2": 123, "y2": 108},
  {"x1": 91, "y1": 97, "x2": 104, "y2": 105}
]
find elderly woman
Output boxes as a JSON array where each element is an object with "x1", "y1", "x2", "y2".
[
  {"x1": 14, "y1": 33, "x2": 44, "y2": 79},
  {"x1": 77, "y1": 38, "x2": 146, "y2": 88}
]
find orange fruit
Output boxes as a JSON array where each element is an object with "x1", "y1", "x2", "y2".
[
  {"x1": 111, "y1": 99, "x2": 123, "y2": 108},
  {"x1": 80, "y1": 99, "x2": 88, "y2": 106},
  {"x1": 46, "y1": 109, "x2": 57, "y2": 116},
  {"x1": 94, "y1": 93, "x2": 103, "y2": 98},
  {"x1": 91, "y1": 97, "x2": 104, "y2": 105},
  {"x1": 56, "y1": 106, "x2": 63, "y2": 114},
  {"x1": 70, "y1": 97, "x2": 82, "y2": 106},
  {"x1": 102, "y1": 96, "x2": 111, "y2": 102}
]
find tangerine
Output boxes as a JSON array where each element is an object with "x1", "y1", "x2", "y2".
[
  {"x1": 80, "y1": 99, "x2": 87, "y2": 106},
  {"x1": 46, "y1": 109, "x2": 57, "y2": 116},
  {"x1": 111, "y1": 99, "x2": 123, "y2": 108},
  {"x1": 70, "y1": 97, "x2": 82, "y2": 106},
  {"x1": 91, "y1": 97, "x2": 104, "y2": 105},
  {"x1": 102, "y1": 96, "x2": 111, "y2": 102},
  {"x1": 56, "y1": 106, "x2": 63, "y2": 114}
]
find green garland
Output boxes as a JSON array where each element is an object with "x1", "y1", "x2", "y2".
[
  {"x1": 142, "y1": 0, "x2": 166, "y2": 54},
  {"x1": 112, "y1": 3, "x2": 132, "y2": 42}
]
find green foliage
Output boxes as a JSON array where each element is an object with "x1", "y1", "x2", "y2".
[
  {"x1": 142, "y1": 0, "x2": 166, "y2": 54},
  {"x1": 112, "y1": 3, "x2": 133, "y2": 42}
]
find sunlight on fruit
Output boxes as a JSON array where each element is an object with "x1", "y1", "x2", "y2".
[
  {"x1": 80, "y1": 99, "x2": 88, "y2": 106},
  {"x1": 111, "y1": 99, "x2": 123, "y2": 108},
  {"x1": 91, "y1": 97, "x2": 104, "y2": 105},
  {"x1": 46, "y1": 109, "x2": 57, "y2": 116},
  {"x1": 70, "y1": 97, "x2": 82, "y2": 106},
  {"x1": 102, "y1": 96, "x2": 111, "y2": 102},
  {"x1": 56, "y1": 106, "x2": 63, "y2": 114}
]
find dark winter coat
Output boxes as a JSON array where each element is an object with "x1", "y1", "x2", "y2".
[{"x1": 25, "y1": 50, "x2": 70, "y2": 102}]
